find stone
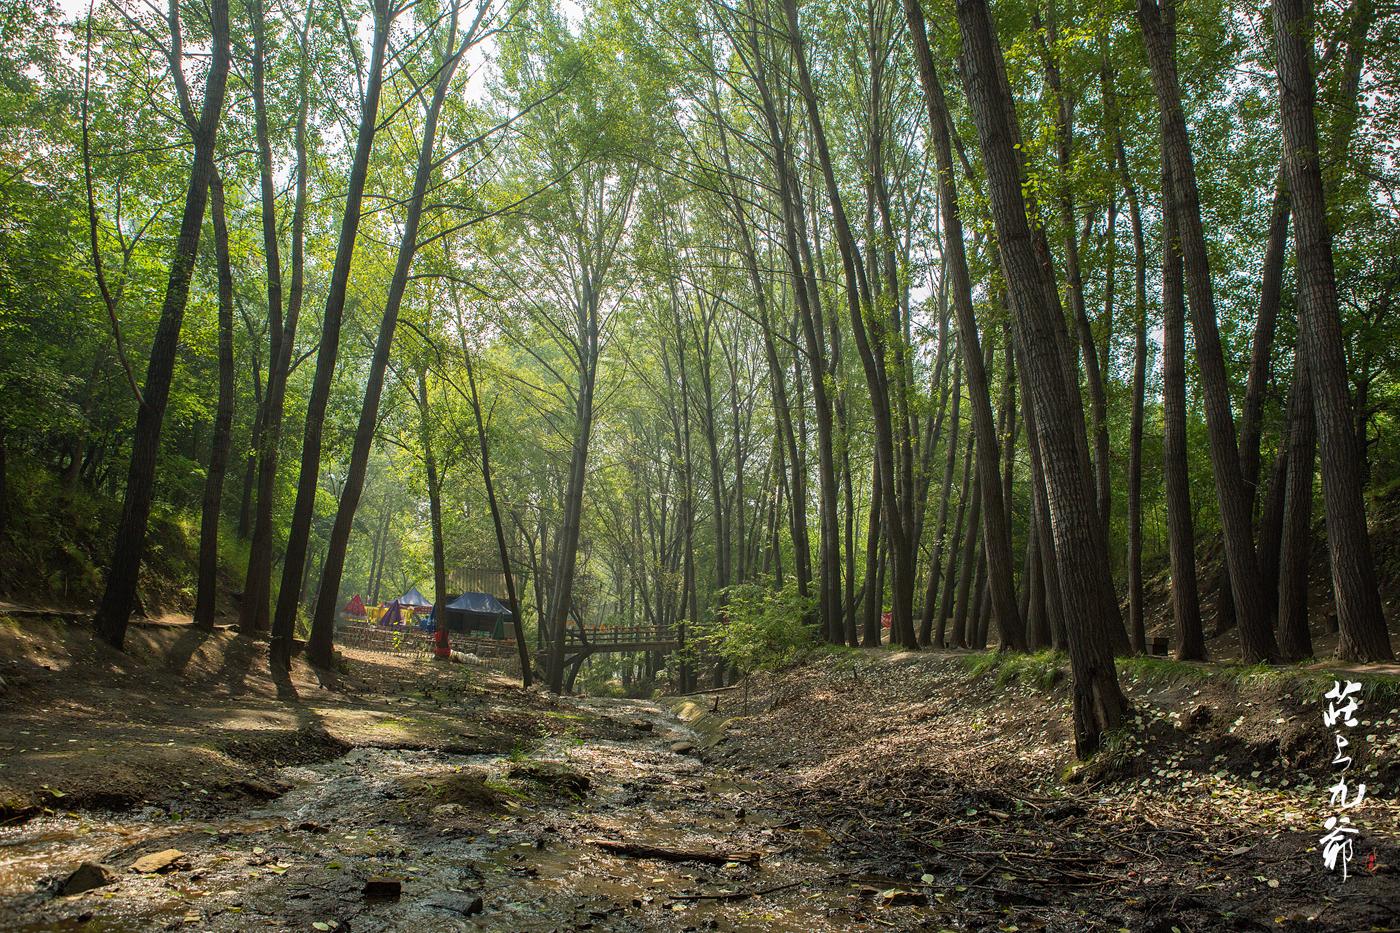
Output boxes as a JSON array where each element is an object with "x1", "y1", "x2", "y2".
[
  {"x1": 422, "y1": 892, "x2": 483, "y2": 916},
  {"x1": 1182, "y1": 704, "x2": 1213, "y2": 732},
  {"x1": 669, "y1": 741, "x2": 696, "y2": 755},
  {"x1": 507, "y1": 761, "x2": 590, "y2": 797},
  {"x1": 363, "y1": 877, "x2": 402, "y2": 899},
  {"x1": 130, "y1": 849, "x2": 185, "y2": 874},
  {"x1": 630, "y1": 719, "x2": 654, "y2": 732},
  {"x1": 61, "y1": 862, "x2": 117, "y2": 895}
]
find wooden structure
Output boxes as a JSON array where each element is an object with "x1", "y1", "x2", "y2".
[
  {"x1": 338, "y1": 622, "x2": 521, "y2": 676},
  {"x1": 551, "y1": 621, "x2": 679, "y2": 692}
]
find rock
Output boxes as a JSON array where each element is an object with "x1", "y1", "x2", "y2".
[
  {"x1": 410, "y1": 768, "x2": 504, "y2": 811},
  {"x1": 423, "y1": 892, "x2": 483, "y2": 916},
  {"x1": 363, "y1": 877, "x2": 402, "y2": 899},
  {"x1": 431, "y1": 803, "x2": 466, "y2": 818},
  {"x1": 130, "y1": 849, "x2": 185, "y2": 874},
  {"x1": 294, "y1": 820, "x2": 329, "y2": 833},
  {"x1": 630, "y1": 719, "x2": 654, "y2": 732},
  {"x1": 670, "y1": 741, "x2": 696, "y2": 755},
  {"x1": 61, "y1": 862, "x2": 117, "y2": 895},
  {"x1": 1182, "y1": 704, "x2": 1213, "y2": 732},
  {"x1": 507, "y1": 761, "x2": 590, "y2": 797}
]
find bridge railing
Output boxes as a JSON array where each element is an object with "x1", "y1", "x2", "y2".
[{"x1": 566, "y1": 626, "x2": 677, "y2": 647}]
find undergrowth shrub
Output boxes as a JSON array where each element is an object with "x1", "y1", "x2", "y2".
[{"x1": 691, "y1": 578, "x2": 818, "y2": 677}]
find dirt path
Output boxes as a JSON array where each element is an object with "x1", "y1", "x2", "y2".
[
  {"x1": 1, "y1": 692, "x2": 923, "y2": 932},
  {"x1": 4, "y1": 617, "x2": 1399, "y2": 932}
]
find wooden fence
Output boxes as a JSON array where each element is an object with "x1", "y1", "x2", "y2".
[
  {"x1": 337, "y1": 622, "x2": 523, "y2": 677},
  {"x1": 338, "y1": 623, "x2": 433, "y2": 656}
]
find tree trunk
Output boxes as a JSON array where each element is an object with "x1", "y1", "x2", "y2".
[
  {"x1": 93, "y1": 0, "x2": 229, "y2": 648},
  {"x1": 417, "y1": 367, "x2": 449, "y2": 656},
  {"x1": 1040, "y1": 15, "x2": 1112, "y2": 540},
  {"x1": 1274, "y1": 0, "x2": 1392, "y2": 661},
  {"x1": 1215, "y1": 172, "x2": 1289, "y2": 637},
  {"x1": 1104, "y1": 57, "x2": 1150, "y2": 655},
  {"x1": 271, "y1": 0, "x2": 392, "y2": 666},
  {"x1": 862, "y1": 450, "x2": 884, "y2": 647},
  {"x1": 950, "y1": 471, "x2": 981, "y2": 650},
  {"x1": 904, "y1": 0, "x2": 1022, "y2": 649},
  {"x1": 303, "y1": 6, "x2": 472, "y2": 667},
  {"x1": 920, "y1": 358, "x2": 962, "y2": 646},
  {"x1": 957, "y1": 0, "x2": 1126, "y2": 756},
  {"x1": 235, "y1": 363, "x2": 263, "y2": 541},
  {"x1": 193, "y1": 172, "x2": 236, "y2": 629},
  {"x1": 461, "y1": 339, "x2": 531, "y2": 685},
  {"x1": 783, "y1": 0, "x2": 913, "y2": 648},
  {"x1": 239, "y1": 0, "x2": 312, "y2": 635},
  {"x1": 1277, "y1": 358, "x2": 1315, "y2": 661},
  {"x1": 1138, "y1": 0, "x2": 1277, "y2": 663},
  {"x1": 1162, "y1": 165, "x2": 1206, "y2": 662},
  {"x1": 937, "y1": 431, "x2": 975, "y2": 649}
]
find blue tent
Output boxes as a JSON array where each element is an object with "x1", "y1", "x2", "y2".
[
  {"x1": 446, "y1": 592, "x2": 510, "y2": 615},
  {"x1": 444, "y1": 591, "x2": 511, "y2": 639},
  {"x1": 397, "y1": 586, "x2": 433, "y2": 609}
]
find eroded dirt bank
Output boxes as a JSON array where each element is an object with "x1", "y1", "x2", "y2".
[
  {"x1": 2, "y1": 619, "x2": 1399, "y2": 931},
  {"x1": 699, "y1": 651, "x2": 1400, "y2": 932}
]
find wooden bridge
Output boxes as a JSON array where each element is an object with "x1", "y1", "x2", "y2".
[{"x1": 551, "y1": 623, "x2": 679, "y2": 691}]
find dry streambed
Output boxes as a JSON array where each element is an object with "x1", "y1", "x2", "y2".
[{"x1": 0, "y1": 696, "x2": 924, "y2": 932}]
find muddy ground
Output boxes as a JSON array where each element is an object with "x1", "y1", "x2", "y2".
[{"x1": 2, "y1": 617, "x2": 1399, "y2": 932}]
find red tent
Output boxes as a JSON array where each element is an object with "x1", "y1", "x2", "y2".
[{"x1": 343, "y1": 594, "x2": 367, "y2": 618}]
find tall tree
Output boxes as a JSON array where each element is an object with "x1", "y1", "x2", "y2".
[
  {"x1": 269, "y1": 0, "x2": 394, "y2": 666},
  {"x1": 1273, "y1": 0, "x2": 1392, "y2": 661},
  {"x1": 93, "y1": 0, "x2": 230, "y2": 648},
  {"x1": 904, "y1": 0, "x2": 1023, "y2": 650},
  {"x1": 956, "y1": 0, "x2": 1126, "y2": 756},
  {"x1": 239, "y1": 0, "x2": 314, "y2": 636},
  {"x1": 301, "y1": 0, "x2": 484, "y2": 670},
  {"x1": 1137, "y1": 0, "x2": 1277, "y2": 663},
  {"x1": 193, "y1": 175, "x2": 236, "y2": 629}
]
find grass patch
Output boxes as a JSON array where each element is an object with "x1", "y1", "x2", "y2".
[
  {"x1": 965, "y1": 649, "x2": 1067, "y2": 691},
  {"x1": 1118, "y1": 655, "x2": 1400, "y2": 701}
]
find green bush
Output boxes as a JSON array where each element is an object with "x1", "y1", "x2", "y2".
[{"x1": 692, "y1": 579, "x2": 817, "y2": 676}]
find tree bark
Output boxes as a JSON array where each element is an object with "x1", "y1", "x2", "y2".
[
  {"x1": 93, "y1": 0, "x2": 229, "y2": 648},
  {"x1": 957, "y1": 0, "x2": 1126, "y2": 756},
  {"x1": 1274, "y1": 0, "x2": 1392, "y2": 661},
  {"x1": 193, "y1": 172, "x2": 237, "y2": 629},
  {"x1": 1138, "y1": 0, "x2": 1277, "y2": 663},
  {"x1": 1276, "y1": 357, "x2": 1315, "y2": 661}
]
